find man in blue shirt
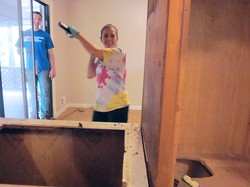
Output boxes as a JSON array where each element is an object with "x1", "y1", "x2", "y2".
[{"x1": 17, "y1": 11, "x2": 56, "y2": 119}]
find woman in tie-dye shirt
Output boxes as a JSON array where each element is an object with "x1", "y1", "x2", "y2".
[{"x1": 67, "y1": 24, "x2": 130, "y2": 122}]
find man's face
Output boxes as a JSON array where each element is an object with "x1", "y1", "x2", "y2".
[{"x1": 33, "y1": 13, "x2": 42, "y2": 28}]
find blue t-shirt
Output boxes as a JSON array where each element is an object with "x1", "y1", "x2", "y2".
[{"x1": 22, "y1": 29, "x2": 54, "y2": 71}]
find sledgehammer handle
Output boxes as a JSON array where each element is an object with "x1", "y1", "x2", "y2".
[{"x1": 58, "y1": 22, "x2": 71, "y2": 34}]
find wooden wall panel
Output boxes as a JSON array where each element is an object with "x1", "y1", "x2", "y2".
[
  {"x1": 142, "y1": 0, "x2": 169, "y2": 185},
  {"x1": 142, "y1": 0, "x2": 191, "y2": 186},
  {"x1": 178, "y1": 0, "x2": 250, "y2": 156},
  {"x1": 142, "y1": 0, "x2": 249, "y2": 186}
]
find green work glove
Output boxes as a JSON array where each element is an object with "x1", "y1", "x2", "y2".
[{"x1": 68, "y1": 26, "x2": 79, "y2": 38}]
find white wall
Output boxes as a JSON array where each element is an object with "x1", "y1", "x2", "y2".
[{"x1": 49, "y1": 0, "x2": 147, "y2": 116}]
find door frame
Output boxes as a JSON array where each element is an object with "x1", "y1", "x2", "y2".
[
  {"x1": 34, "y1": 0, "x2": 54, "y2": 118},
  {"x1": 0, "y1": 64, "x2": 4, "y2": 117}
]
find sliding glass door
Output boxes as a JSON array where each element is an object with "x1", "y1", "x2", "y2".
[
  {"x1": 0, "y1": 0, "x2": 53, "y2": 119},
  {"x1": 0, "y1": 0, "x2": 37, "y2": 118}
]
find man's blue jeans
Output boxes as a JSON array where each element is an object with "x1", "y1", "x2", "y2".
[
  {"x1": 26, "y1": 71, "x2": 37, "y2": 119},
  {"x1": 37, "y1": 71, "x2": 50, "y2": 119}
]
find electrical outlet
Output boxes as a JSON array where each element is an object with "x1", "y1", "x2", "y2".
[{"x1": 61, "y1": 96, "x2": 66, "y2": 106}]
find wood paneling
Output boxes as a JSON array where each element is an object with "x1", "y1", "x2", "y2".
[
  {"x1": 142, "y1": 0, "x2": 169, "y2": 185},
  {"x1": 0, "y1": 127, "x2": 124, "y2": 186},
  {"x1": 142, "y1": 0, "x2": 191, "y2": 186},
  {"x1": 142, "y1": 0, "x2": 249, "y2": 186},
  {"x1": 178, "y1": 0, "x2": 250, "y2": 156}
]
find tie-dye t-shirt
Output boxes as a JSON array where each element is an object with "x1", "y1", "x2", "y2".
[{"x1": 94, "y1": 47, "x2": 130, "y2": 112}]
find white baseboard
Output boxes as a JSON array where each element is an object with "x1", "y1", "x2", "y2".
[
  {"x1": 130, "y1": 105, "x2": 142, "y2": 110},
  {"x1": 54, "y1": 103, "x2": 141, "y2": 118}
]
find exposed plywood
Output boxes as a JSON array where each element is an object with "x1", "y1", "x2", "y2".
[
  {"x1": 178, "y1": 0, "x2": 250, "y2": 155},
  {"x1": 0, "y1": 128, "x2": 124, "y2": 186},
  {"x1": 0, "y1": 118, "x2": 148, "y2": 187},
  {"x1": 157, "y1": 0, "x2": 191, "y2": 187},
  {"x1": 142, "y1": 0, "x2": 249, "y2": 186},
  {"x1": 142, "y1": 0, "x2": 191, "y2": 186},
  {"x1": 142, "y1": 0, "x2": 169, "y2": 185}
]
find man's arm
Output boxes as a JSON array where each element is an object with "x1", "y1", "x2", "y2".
[{"x1": 48, "y1": 48, "x2": 56, "y2": 79}]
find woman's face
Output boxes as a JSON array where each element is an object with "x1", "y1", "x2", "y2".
[{"x1": 100, "y1": 27, "x2": 118, "y2": 48}]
